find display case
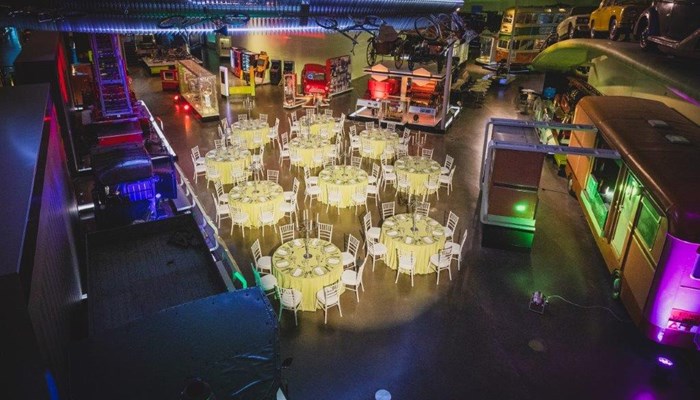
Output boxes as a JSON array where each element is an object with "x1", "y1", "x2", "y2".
[
  {"x1": 380, "y1": 96, "x2": 408, "y2": 123},
  {"x1": 177, "y1": 60, "x2": 219, "y2": 121},
  {"x1": 216, "y1": 35, "x2": 232, "y2": 58},
  {"x1": 351, "y1": 61, "x2": 460, "y2": 133}
]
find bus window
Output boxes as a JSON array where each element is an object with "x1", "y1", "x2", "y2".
[
  {"x1": 539, "y1": 14, "x2": 554, "y2": 24},
  {"x1": 636, "y1": 196, "x2": 662, "y2": 251},
  {"x1": 586, "y1": 157, "x2": 621, "y2": 231}
]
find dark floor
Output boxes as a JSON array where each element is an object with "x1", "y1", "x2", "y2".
[{"x1": 129, "y1": 50, "x2": 700, "y2": 399}]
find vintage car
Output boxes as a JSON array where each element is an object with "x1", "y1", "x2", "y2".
[
  {"x1": 589, "y1": 0, "x2": 649, "y2": 40},
  {"x1": 633, "y1": 0, "x2": 700, "y2": 58},
  {"x1": 556, "y1": 6, "x2": 598, "y2": 39},
  {"x1": 301, "y1": 63, "x2": 328, "y2": 96}
]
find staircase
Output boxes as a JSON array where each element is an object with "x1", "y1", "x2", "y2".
[{"x1": 90, "y1": 34, "x2": 133, "y2": 118}]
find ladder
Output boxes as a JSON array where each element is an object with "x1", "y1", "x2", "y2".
[{"x1": 90, "y1": 34, "x2": 133, "y2": 118}]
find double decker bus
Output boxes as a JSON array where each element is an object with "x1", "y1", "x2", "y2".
[{"x1": 495, "y1": 6, "x2": 568, "y2": 66}]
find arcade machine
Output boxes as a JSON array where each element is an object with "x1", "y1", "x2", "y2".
[
  {"x1": 269, "y1": 59, "x2": 282, "y2": 85},
  {"x1": 253, "y1": 51, "x2": 270, "y2": 85}
]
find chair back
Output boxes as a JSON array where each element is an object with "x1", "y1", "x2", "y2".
[
  {"x1": 317, "y1": 222, "x2": 333, "y2": 241},
  {"x1": 350, "y1": 156, "x2": 362, "y2": 168},
  {"x1": 279, "y1": 223, "x2": 296, "y2": 243},
  {"x1": 415, "y1": 201, "x2": 430, "y2": 217},
  {"x1": 381, "y1": 202, "x2": 395, "y2": 219},
  {"x1": 280, "y1": 287, "x2": 300, "y2": 308},
  {"x1": 439, "y1": 247, "x2": 452, "y2": 263},
  {"x1": 238, "y1": 114, "x2": 248, "y2": 121},
  {"x1": 191, "y1": 145, "x2": 201, "y2": 159},
  {"x1": 252, "y1": 239, "x2": 263, "y2": 262},
  {"x1": 259, "y1": 113, "x2": 268, "y2": 123},
  {"x1": 365, "y1": 121, "x2": 375, "y2": 130},
  {"x1": 347, "y1": 234, "x2": 360, "y2": 256},
  {"x1": 356, "y1": 258, "x2": 367, "y2": 282},
  {"x1": 444, "y1": 154, "x2": 454, "y2": 170},
  {"x1": 215, "y1": 180, "x2": 226, "y2": 199},
  {"x1": 349, "y1": 125, "x2": 357, "y2": 135},
  {"x1": 267, "y1": 169, "x2": 279, "y2": 183},
  {"x1": 421, "y1": 148, "x2": 434, "y2": 159},
  {"x1": 397, "y1": 248, "x2": 414, "y2": 268},
  {"x1": 458, "y1": 228, "x2": 468, "y2": 260},
  {"x1": 447, "y1": 211, "x2": 459, "y2": 231},
  {"x1": 363, "y1": 212, "x2": 373, "y2": 233},
  {"x1": 386, "y1": 122, "x2": 397, "y2": 131},
  {"x1": 323, "y1": 282, "x2": 340, "y2": 303},
  {"x1": 371, "y1": 163, "x2": 381, "y2": 180}
]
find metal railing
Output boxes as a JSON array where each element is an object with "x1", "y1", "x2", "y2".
[{"x1": 173, "y1": 161, "x2": 241, "y2": 291}]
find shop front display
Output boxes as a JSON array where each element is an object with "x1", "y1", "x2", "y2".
[
  {"x1": 177, "y1": 59, "x2": 219, "y2": 120},
  {"x1": 350, "y1": 61, "x2": 460, "y2": 132}
]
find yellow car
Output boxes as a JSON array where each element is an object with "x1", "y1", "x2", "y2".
[{"x1": 589, "y1": 0, "x2": 649, "y2": 41}]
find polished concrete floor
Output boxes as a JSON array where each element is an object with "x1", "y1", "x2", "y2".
[{"x1": 130, "y1": 51, "x2": 699, "y2": 399}]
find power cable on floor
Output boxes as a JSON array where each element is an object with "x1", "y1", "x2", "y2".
[{"x1": 547, "y1": 294, "x2": 630, "y2": 323}]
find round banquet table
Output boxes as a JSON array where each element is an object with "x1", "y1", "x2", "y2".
[
  {"x1": 228, "y1": 181, "x2": 284, "y2": 227},
  {"x1": 288, "y1": 136, "x2": 333, "y2": 168},
  {"x1": 380, "y1": 213, "x2": 446, "y2": 275},
  {"x1": 272, "y1": 238, "x2": 344, "y2": 311},
  {"x1": 204, "y1": 148, "x2": 252, "y2": 185},
  {"x1": 394, "y1": 156, "x2": 442, "y2": 197},
  {"x1": 231, "y1": 120, "x2": 270, "y2": 150},
  {"x1": 359, "y1": 128, "x2": 399, "y2": 159},
  {"x1": 317, "y1": 165, "x2": 369, "y2": 208},
  {"x1": 302, "y1": 115, "x2": 336, "y2": 137}
]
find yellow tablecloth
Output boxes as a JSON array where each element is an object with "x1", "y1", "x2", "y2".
[
  {"x1": 288, "y1": 136, "x2": 333, "y2": 168},
  {"x1": 205, "y1": 148, "x2": 252, "y2": 185},
  {"x1": 228, "y1": 181, "x2": 284, "y2": 227},
  {"x1": 302, "y1": 116, "x2": 336, "y2": 137},
  {"x1": 380, "y1": 213, "x2": 446, "y2": 275},
  {"x1": 318, "y1": 165, "x2": 369, "y2": 208},
  {"x1": 272, "y1": 238, "x2": 344, "y2": 311},
  {"x1": 231, "y1": 120, "x2": 270, "y2": 150},
  {"x1": 394, "y1": 156, "x2": 442, "y2": 196},
  {"x1": 360, "y1": 128, "x2": 399, "y2": 159}
]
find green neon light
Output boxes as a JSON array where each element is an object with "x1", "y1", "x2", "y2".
[
  {"x1": 514, "y1": 203, "x2": 528, "y2": 213},
  {"x1": 232, "y1": 271, "x2": 247, "y2": 289}
]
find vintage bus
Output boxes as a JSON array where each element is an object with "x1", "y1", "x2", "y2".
[
  {"x1": 567, "y1": 96, "x2": 700, "y2": 349},
  {"x1": 495, "y1": 7, "x2": 568, "y2": 66}
]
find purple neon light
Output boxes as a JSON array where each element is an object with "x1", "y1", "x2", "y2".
[
  {"x1": 666, "y1": 86, "x2": 700, "y2": 107},
  {"x1": 645, "y1": 234, "x2": 700, "y2": 344},
  {"x1": 656, "y1": 356, "x2": 674, "y2": 367}
]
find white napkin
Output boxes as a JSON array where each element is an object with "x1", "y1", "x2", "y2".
[
  {"x1": 276, "y1": 260, "x2": 289, "y2": 268},
  {"x1": 387, "y1": 231, "x2": 398, "y2": 237},
  {"x1": 423, "y1": 237, "x2": 434, "y2": 244},
  {"x1": 328, "y1": 258, "x2": 339, "y2": 264},
  {"x1": 314, "y1": 267, "x2": 325, "y2": 276},
  {"x1": 292, "y1": 268, "x2": 303, "y2": 277}
]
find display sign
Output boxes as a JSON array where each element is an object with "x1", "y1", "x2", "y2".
[
  {"x1": 408, "y1": 105, "x2": 437, "y2": 116},
  {"x1": 325, "y1": 55, "x2": 352, "y2": 96},
  {"x1": 283, "y1": 73, "x2": 297, "y2": 107},
  {"x1": 357, "y1": 99, "x2": 381, "y2": 109}
]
